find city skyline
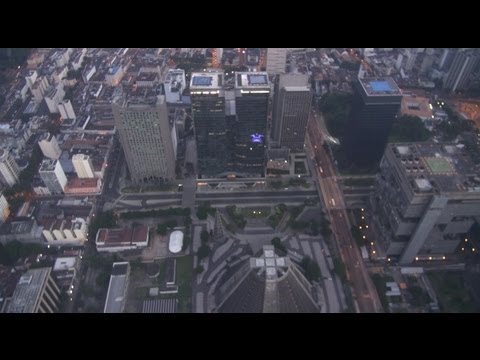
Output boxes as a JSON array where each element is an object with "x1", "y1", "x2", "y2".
[{"x1": 0, "y1": 48, "x2": 479, "y2": 314}]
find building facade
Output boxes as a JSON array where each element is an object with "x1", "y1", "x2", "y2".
[
  {"x1": 72, "y1": 154, "x2": 95, "y2": 178},
  {"x1": 39, "y1": 159, "x2": 67, "y2": 194},
  {"x1": 113, "y1": 93, "x2": 176, "y2": 184},
  {"x1": 58, "y1": 100, "x2": 76, "y2": 120},
  {"x1": 38, "y1": 132, "x2": 62, "y2": 160},
  {"x1": 345, "y1": 77, "x2": 402, "y2": 168},
  {"x1": 443, "y1": 49, "x2": 480, "y2": 92},
  {"x1": 0, "y1": 193, "x2": 10, "y2": 223},
  {"x1": 370, "y1": 143, "x2": 480, "y2": 264},
  {"x1": 272, "y1": 74, "x2": 311, "y2": 152},
  {"x1": 0, "y1": 149, "x2": 20, "y2": 187},
  {"x1": 191, "y1": 71, "x2": 228, "y2": 178},
  {"x1": 234, "y1": 72, "x2": 270, "y2": 176},
  {"x1": 8, "y1": 268, "x2": 61, "y2": 313},
  {"x1": 266, "y1": 48, "x2": 287, "y2": 75}
]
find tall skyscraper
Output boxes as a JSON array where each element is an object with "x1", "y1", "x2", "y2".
[
  {"x1": 72, "y1": 154, "x2": 95, "y2": 178},
  {"x1": 234, "y1": 72, "x2": 270, "y2": 176},
  {"x1": 113, "y1": 92, "x2": 176, "y2": 184},
  {"x1": 371, "y1": 143, "x2": 480, "y2": 264},
  {"x1": 345, "y1": 77, "x2": 402, "y2": 168},
  {"x1": 266, "y1": 48, "x2": 287, "y2": 75},
  {"x1": 443, "y1": 49, "x2": 480, "y2": 92},
  {"x1": 191, "y1": 71, "x2": 228, "y2": 178},
  {"x1": 38, "y1": 132, "x2": 62, "y2": 160},
  {"x1": 272, "y1": 74, "x2": 311, "y2": 152},
  {"x1": 0, "y1": 149, "x2": 20, "y2": 187},
  {"x1": 39, "y1": 159, "x2": 67, "y2": 194},
  {"x1": 0, "y1": 192, "x2": 10, "y2": 223}
]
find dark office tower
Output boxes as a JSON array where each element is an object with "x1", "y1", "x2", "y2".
[
  {"x1": 443, "y1": 49, "x2": 480, "y2": 92},
  {"x1": 190, "y1": 71, "x2": 227, "y2": 178},
  {"x1": 234, "y1": 72, "x2": 270, "y2": 177},
  {"x1": 345, "y1": 77, "x2": 402, "y2": 168},
  {"x1": 272, "y1": 74, "x2": 311, "y2": 152},
  {"x1": 113, "y1": 92, "x2": 176, "y2": 185}
]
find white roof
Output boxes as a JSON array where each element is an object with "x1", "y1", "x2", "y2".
[
  {"x1": 53, "y1": 257, "x2": 77, "y2": 271},
  {"x1": 169, "y1": 230, "x2": 183, "y2": 254}
]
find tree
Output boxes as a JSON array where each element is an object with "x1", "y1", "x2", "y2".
[
  {"x1": 389, "y1": 115, "x2": 431, "y2": 142},
  {"x1": 351, "y1": 225, "x2": 364, "y2": 246},
  {"x1": 197, "y1": 244, "x2": 211, "y2": 260},
  {"x1": 156, "y1": 223, "x2": 169, "y2": 236},
  {"x1": 271, "y1": 237, "x2": 287, "y2": 254},
  {"x1": 319, "y1": 93, "x2": 353, "y2": 138},
  {"x1": 89, "y1": 211, "x2": 117, "y2": 240},
  {"x1": 200, "y1": 230, "x2": 210, "y2": 243},
  {"x1": 300, "y1": 256, "x2": 321, "y2": 282},
  {"x1": 195, "y1": 265, "x2": 204, "y2": 274},
  {"x1": 181, "y1": 236, "x2": 191, "y2": 252}
]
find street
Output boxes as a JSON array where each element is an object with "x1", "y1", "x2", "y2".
[{"x1": 306, "y1": 109, "x2": 383, "y2": 313}]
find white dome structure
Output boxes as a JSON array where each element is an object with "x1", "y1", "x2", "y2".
[{"x1": 169, "y1": 230, "x2": 184, "y2": 254}]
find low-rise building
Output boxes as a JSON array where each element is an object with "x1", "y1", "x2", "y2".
[
  {"x1": 41, "y1": 217, "x2": 88, "y2": 245},
  {"x1": 64, "y1": 178, "x2": 102, "y2": 195},
  {"x1": 96, "y1": 226, "x2": 149, "y2": 252}
]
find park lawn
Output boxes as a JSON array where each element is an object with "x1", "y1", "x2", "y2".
[
  {"x1": 176, "y1": 255, "x2": 193, "y2": 313},
  {"x1": 428, "y1": 271, "x2": 477, "y2": 313}
]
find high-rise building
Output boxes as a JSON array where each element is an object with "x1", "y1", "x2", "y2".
[
  {"x1": 38, "y1": 132, "x2": 62, "y2": 160},
  {"x1": 345, "y1": 77, "x2": 402, "y2": 168},
  {"x1": 438, "y1": 48, "x2": 457, "y2": 71},
  {"x1": 7, "y1": 268, "x2": 61, "y2": 313},
  {"x1": 58, "y1": 99, "x2": 76, "y2": 120},
  {"x1": 72, "y1": 154, "x2": 95, "y2": 178},
  {"x1": 266, "y1": 48, "x2": 287, "y2": 75},
  {"x1": 234, "y1": 72, "x2": 270, "y2": 176},
  {"x1": 113, "y1": 92, "x2": 176, "y2": 184},
  {"x1": 272, "y1": 74, "x2": 311, "y2": 152},
  {"x1": 443, "y1": 49, "x2": 480, "y2": 92},
  {"x1": 371, "y1": 143, "x2": 480, "y2": 264},
  {"x1": 0, "y1": 149, "x2": 20, "y2": 187},
  {"x1": 0, "y1": 192, "x2": 10, "y2": 223},
  {"x1": 191, "y1": 71, "x2": 228, "y2": 178},
  {"x1": 39, "y1": 159, "x2": 67, "y2": 194}
]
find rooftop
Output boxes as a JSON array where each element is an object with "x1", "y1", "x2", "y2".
[
  {"x1": 235, "y1": 72, "x2": 270, "y2": 89},
  {"x1": 96, "y1": 225, "x2": 149, "y2": 248},
  {"x1": 104, "y1": 262, "x2": 129, "y2": 313},
  {"x1": 39, "y1": 159, "x2": 58, "y2": 172},
  {"x1": 390, "y1": 142, "x2": 479, "y2": 193},
  {"x1": 401, "y1": 95, "x2": 433, "y2": 119},
  {"x1": 53, "y1": 257, "x2": 77, "y2": 272},
  {"x1": 190, "y1": 71, "x2": 224, "y2": 90},
  {"x1": 7, "y1": 268, "x2": 51, "y2": 313},
  {"x1": 359, "y1": 77, "x2": 401, "y2": 96},
  {"x1": 216, "y1": 245, "x2": 319, "y2": 313}
]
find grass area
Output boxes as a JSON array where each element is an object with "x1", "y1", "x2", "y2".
[
  {"x1": 122, "y1": 186, "x2": 141, "y2": 193},
  {"x1": 343, "y1": 177, "x2": 375, "y2": 187},
  {"x1": 294, "y1": 161, "x2": 307, "y2": 174},
  {"x1": 241, "y1": 207, "x2": 271, "y2": 218},
  {"x1": 176, "y1": 255, "x2": 193, "y2": 313},
  {"x1": 122, "y1": 184, "x2": 177, "y2": 193},
  {"x1": 428, "y1": 271, "x2": 477, "y2": 313}
]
